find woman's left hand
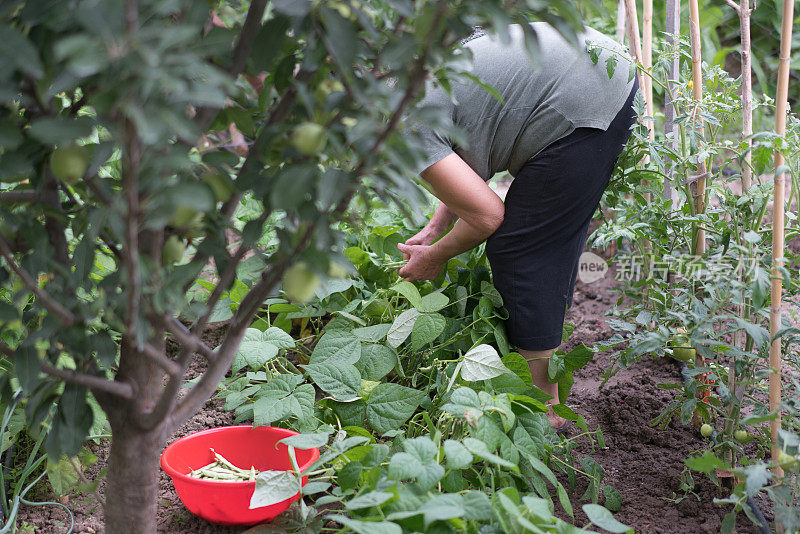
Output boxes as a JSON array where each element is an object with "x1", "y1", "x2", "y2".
[{"x1": 397, "y1": 243, "x2": 445, "y2": 281}]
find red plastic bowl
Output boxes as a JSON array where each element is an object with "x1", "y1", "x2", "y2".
[{"x1": 161, "y1": 425, "x2": 319, "y2": 526}]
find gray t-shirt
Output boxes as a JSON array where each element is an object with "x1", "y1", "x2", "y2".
[{"x1": 407, "y1": 23, "x2": 634, "y2": 180}]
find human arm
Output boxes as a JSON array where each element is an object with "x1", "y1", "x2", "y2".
[
  {"x1": 398, "y1": 153, "x2": 504, "y2": 281},
  {"x1": 404, "y1": 201, "x2": 458, "y2": 249}
]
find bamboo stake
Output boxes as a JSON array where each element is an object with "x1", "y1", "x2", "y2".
[
  {"x1": 688, "y1": 0, "x2": 706, "y2": 256},
  {"x1": 643, "y1": 0, "x2": 653, "y2": 134},
  {"x1": 768, "y1": 0, "x2": 793, "y2": 479},
  {"x1": 623, "y1": 0, "x2": 646, "y2": 94},
  {"x1": 738, "y1": 0, "x2": 753, "y2": 192},
  {"x1": 624, "y1": 0, "x2": 655, "y2": 154},
  {"x1": 664, "y1": 0, "x2": 681, "y2": 201},
  {"x1": 624, "y1": 0, "x2": 654, "y2": 262},
  {"x1": 616, "y1": 0, "x2": 627, "y2": 42}
]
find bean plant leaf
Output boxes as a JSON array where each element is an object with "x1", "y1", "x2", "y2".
[
  {"x1": 462, "y1": 437, "x2": 516, "y2": 469},
  {"x1": 443, "y1": 439, "x2": 473, "y2": 469},
  {"x1": 233, "y1": 327, "x2": 295, "y2": 372},
  {"x1": 327, "y1": 515, "x2": 402, "y2": 534},
  {"x1": 253, "y1": 383, "x2": 315, "y2": 427},
  {"x1": 461, "y1": 344, "x2": 510, "y2": 381},
  {"x1": 302, "y1": 360, "x2": 361, "y2": 401},
  {"x1": 480, "y1": 281, "x2": 503, "y2": 307},
  {"x1": 390, "y1": 281, "x2": 422, "y2": 308},
  {"x1": 353, "y1": 323, "x2": 391, "y2": 343},
  {"x1": 582, "y1": 504, "x2": 633, "y2": 533},
  {"x1": 344, "y1": 490, "x2": 394, "y2": 510},
  {"x1": 386, "y1": 308, "x2": 420, "y2": 348},
  {"x1": 603, "y1": 484, "x2": 622, "y2": 512},
  {"x1": 441, "y1": 387, "x2": 481, "y2": 416},
  {"x1": 417, "y1": 291, "x2": 449, "y2": 313},
  {"x1": 311, "y1": 330, "x2": 361, "y2": 364},
  {"x1": 355, "y1": 343, "x2": 398, "y2": 381},
  {"x1": 249, "y1": 470, "x2": 301, "y2": 509},
  {"x1": 365, "y1": 383, "x2": 425, "y2": 433},
  {"x1": 387, "y1": 436, "x2": 444, "y2": 489},
  {"x1": 462, "y1": 490, "x2": 493, "y2": 521},
  {"x1": 279, "y1": 430, "x2": 333, "y2": 450},
  {"x1": 411, "y1": 312, "x2": 446, "y2": 350},
  {"x1": 419, "y1": 494, "x2": 465, "y2": 527}
]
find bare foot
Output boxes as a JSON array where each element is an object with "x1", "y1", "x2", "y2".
[{"x1": 546, "y1": 404, "x2": 567, "y2": 430}]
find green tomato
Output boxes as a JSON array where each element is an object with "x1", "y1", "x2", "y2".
[
  {"x1": 700, "y1": 424, "x2": 713, "y2": 438},
  {"x1": 669, "y1": 333, "x2": 690, "y2": 348},
  {"x1": 201, "y1": 171, "x2": 234, "y2": 203},
  {"x1": 670, "y1": 347, "x2": 696, "y2": 363},
  {"x1": 50, "y1": 145, "x2": 89, "y2": 183},
  {"x1": 162, "y1": 235, "x2": 186, "y2": 265},
  {"x1": 290, "y1": 122, "x2": 327, "y2": 156},
  {"x1": 282, "y1": 262, "x2": 321, "y2": 303},
  {"x1": 734, "y1": 430, "x2": 750, "y2": 444},
  {"x1": 778, "y1": 451, "x2": 799, "y2": 471}
]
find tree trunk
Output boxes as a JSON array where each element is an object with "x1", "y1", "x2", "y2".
[{"x1": 104, "y1": 420, "x2": 167, "y2": 533}]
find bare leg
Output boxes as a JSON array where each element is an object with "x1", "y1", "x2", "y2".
[{"x1": 519, "y1": 348, "x2": 567, "y2": 429}]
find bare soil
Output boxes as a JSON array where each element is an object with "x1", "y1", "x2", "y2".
[{"x1": 16, "y1": 258, "x2": 780, "y2": 534}]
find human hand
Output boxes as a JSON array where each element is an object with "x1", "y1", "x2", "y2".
[
  {"x1": 396, "y1": 243, "x2": 445, "y2": 281},
  {"x1": 401, "y1": 227, "x2": 439, "y2": 259}
]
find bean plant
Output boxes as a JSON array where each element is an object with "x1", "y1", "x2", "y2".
[{"x1": 207, "y1": 206, "x2": 631, "y2": 533}]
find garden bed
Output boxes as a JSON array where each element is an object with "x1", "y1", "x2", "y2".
[{"x1": 15, "y1": 264, "x2": 774, "y2": 534}]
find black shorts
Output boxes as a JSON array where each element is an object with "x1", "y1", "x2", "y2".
[{"x1": 486, "y1": 83, "x2": 638, "y2": 351}]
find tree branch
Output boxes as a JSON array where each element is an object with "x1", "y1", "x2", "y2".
[
  {"x1": 0, "y1": 234, "x2": 77, "y2": 327},
  {"x1": 41, "y1": 361, "x2": 136, "y2": 400},
  {"x1": 161, "y1": 315, "x2": 217, "y2": 362},
  {"x1": 723, "y1": 0, "x2": 741, "y2": 12},
  {"x1": 141, "y1": 342, "x2": 182, "y2": 376},
  {"x1": 228, "y1": 0, "x2": 269, "y2": 76},
  {"x1": 0, "y1": 191, "x2": 39, "y2": 203}
]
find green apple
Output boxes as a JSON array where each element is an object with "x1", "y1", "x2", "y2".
[
  {"x1": 162, "y1": 235, "x2": 186, "y2": 265},
  {"x1": 169, "y1": 206, "x2": 203, "y2": 229},
  {"x1": 290, "y1": 122, "x2": 327, "y2": 156},
  {"x1": 50, "y1": 145, "x2": 89, "y2": 183},
  {"x1": 282, "y1": 262, "x2": 321, "y2": 303}
]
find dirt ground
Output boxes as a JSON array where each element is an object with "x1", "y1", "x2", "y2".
[{"x1": 15, "y1": 251, "x2": 783, "y2": 534}]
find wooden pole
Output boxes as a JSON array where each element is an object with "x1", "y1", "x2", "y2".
[
  {"x1": 769, "y1": 0, "x2": 793, "y2": 479},
  {"x1": 688, "y1": 0, "x2": 706, "y2": 256},
  {"x1": 664, "y1": 0, "x2": 681, "y2": 201}
]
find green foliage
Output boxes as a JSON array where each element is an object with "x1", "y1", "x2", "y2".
[{"x1": 592, "y1": 28, "x2": 800, "y2": 533}]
